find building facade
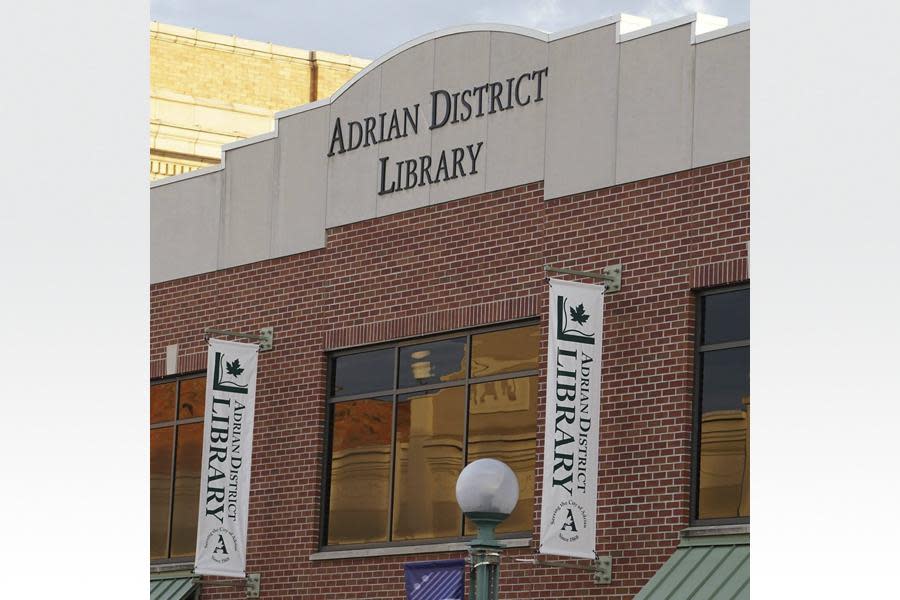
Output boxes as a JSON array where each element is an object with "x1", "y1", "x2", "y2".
[
  {"x1": 151, "y1": 13, "x2": 749, "y2": 599},
  {"x1": 150, "y1": 22, "x2": 369, "y2": 181}
]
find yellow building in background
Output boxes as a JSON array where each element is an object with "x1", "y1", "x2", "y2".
[{"x1": 150, "y1": 22, "x2": 370, "y2": 181}]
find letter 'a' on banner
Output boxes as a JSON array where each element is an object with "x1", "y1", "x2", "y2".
[
  {"x1": 540, "y1": 278, "x2": 604, "y2": 559},
  {"x1": 404, "y1": 559, "x2": 465, "y2": 600},
  {"x1": 194, "y1": 339, "x2": 259, "y2": 577}
]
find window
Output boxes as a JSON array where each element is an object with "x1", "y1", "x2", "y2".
[
  {"x1": 324, "y1": 323, "x2": 539, "y2": 547},
  {"x1": 151, "y1": 375, "x2": 205, "y2": 560},
  {"x1": 693, "y1": 286, "x2": 749, "y2": 523}
]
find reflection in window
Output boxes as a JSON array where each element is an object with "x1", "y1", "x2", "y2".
[
  {"x1": 151, "y1": 382, "x2": 175, "y2": 424},
  {"x1": 327, "y1": 398, "x2": 393, "y2": 544},
  {"x1": 398, "y1": 338, "x2": 468, "y2": 388},
  {"x1": 471, "y1": 327, "x2": 540, "y2": 377},
  {"x1": 326, "y1": 324, "x2": 539, "y2": 546},
  {"x1": 178, "y1": 377, "x2": 205, "y2": 419},
  {"x1": 702, "y1": 289, "x2": 750, "y2": 345},
  {"x1": 696, "y1": 288, "x2": 749, "y2": 521},
  {"x1": 332, "y1": 349, "x2": 395, "y2": 397},
  {"x1": 467, "y1": 377, "x2": 537, "y2": 534},
  {"x1": 699, "y1": 396, "x2": 750, "y2": 519},
  {"x1": 150, "y1": 427, "x2": 173, "y2": 559},
  {"x1": 150, "y1": 376, "x2": 205, "y2": 560},
  {"x1": 170, "y1": 422, "x2": 203, "y2": 556},
  {"x1": 392, "y1": 388, "x2": 465, "y2": 540}
]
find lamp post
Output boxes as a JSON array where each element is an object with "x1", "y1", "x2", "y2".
[{"x1": 455, "y1": 459, "x2": 519, "y2": 600}]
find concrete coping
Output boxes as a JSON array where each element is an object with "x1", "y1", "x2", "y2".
[
  {"x1": 150, "y1": 561, "x2": 194, "y2": 574},
  {"x1": 694, "y1": 22, "x2": 751, "y2": 44},
  {"x1": 617, "y1": 12, "x2": 728, "y2": 43},
  {"x1": 680, "y1": 523, "x2": 750, "y2": 538}
]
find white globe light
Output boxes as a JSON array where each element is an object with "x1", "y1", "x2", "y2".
[{"x1": 455, "y1": 458, "x2": 519, "y2": 515}]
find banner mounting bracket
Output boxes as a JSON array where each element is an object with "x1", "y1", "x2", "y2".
[
  {"x1": 543, "y1": 264, "x2": 622, "y2": 293},
  {"x1": 246, "y1": 573, "x2": 260, "y2": 598},
  {"x1": 514, "y1": 556, "x2": 612, "y2": 585},
  {"x1": 196, "y1": 573, "x2": 260, "y2": 598},
  {"x1": 204, "y1": 327, "x2": 274, "y2": 351}
]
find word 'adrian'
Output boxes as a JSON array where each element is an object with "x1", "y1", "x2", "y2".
[{"x1": 327, "y1": 67, "x2": 549, "y2": 157}]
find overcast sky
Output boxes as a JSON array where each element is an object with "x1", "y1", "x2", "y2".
[{"x1": 151, "y1": 0, "x2": 749, "y2": 60}]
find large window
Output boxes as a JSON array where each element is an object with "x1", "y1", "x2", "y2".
[
  {"x1": 324, "y1": 323, "x2": 540, "y2": 547},
  {"x1": 151, "y1": 375, "x2": 205, "y2": 560},
  {"x1": 693, "y1": 286, "x2": 749, "y2": 523}
]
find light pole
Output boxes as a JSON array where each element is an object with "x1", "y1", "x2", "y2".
[{"x1": 455, "y1": 459, "x2": 519, "y2": 600}]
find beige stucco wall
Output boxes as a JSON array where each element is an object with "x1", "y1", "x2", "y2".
[{"x1": 150, "y1": 22, "x2": 370, "y2": 181}]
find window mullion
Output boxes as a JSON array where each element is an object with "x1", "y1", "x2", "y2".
[
  {"x1": 691, "y1": 295, "x2": 702, "y2": 523},
  {"x1": 460, "y1": 332, "x2": 473, "y2": 537},
  {"x1": 386, "y1": 346, "x2": 400, "y2": 542},
  {"x1": 467, "y1": 369, "x2": 540, "y2": 386},
  {"x1": 328, "y1": 390, "x2": 397, "y2": 403},
  {"x1": 151, "y1": 416, "x2": 204, "y2": 428},
  {"x1": 165, "y1": 383, "x2": 180, "y2": 559},
  {"x1": 698, "y1": 339, "x2": 749, "y2": 353},
  {"x1": 393, "y1": 379, "x2": 469, "y2": 396}
]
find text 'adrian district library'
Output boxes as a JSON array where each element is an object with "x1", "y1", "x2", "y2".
[{"x1": 326, "y1": 67, "x2": 550, "y2": 196}]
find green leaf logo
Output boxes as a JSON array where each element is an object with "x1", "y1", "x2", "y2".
[
  {"x1": 226, "y1": 358, "x2": 244, "y2": 377},
  {"x1": 569, "y1": 303, "x2": 590, "y2": 325}
]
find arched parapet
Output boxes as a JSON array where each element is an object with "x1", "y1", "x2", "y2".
[{"x1": 151, "y1": 14, "x2": 748, "y2": 284}]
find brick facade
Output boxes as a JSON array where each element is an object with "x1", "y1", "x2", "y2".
[{"x1": 150, "y1": 158, "x2": 749, "y2": 599}]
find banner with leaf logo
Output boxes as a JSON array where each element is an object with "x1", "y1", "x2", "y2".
[
  {"x1": 540, "y1": 278, "x2": 604, "y2": 559},
  {"x1": 194, "y1": 339, "x2": 259, "y2": 577}
]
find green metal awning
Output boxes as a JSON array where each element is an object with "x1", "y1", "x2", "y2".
[
  {"x1": 634, "y1": 534, "x2": 749, "y2": 600},
  {"x1": 150, "y1": 575, "x2": 199, "y2": 600}
]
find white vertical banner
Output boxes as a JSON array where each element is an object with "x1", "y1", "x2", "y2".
[
  {"x1": 540, "y1": 279, "x2": 604, "y2": 559},
  {"x1": 194, "y1": 339, "x2": 259, "y2": 577}
]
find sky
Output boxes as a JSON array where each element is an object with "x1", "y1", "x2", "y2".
[{"x1": 150, "y1": 0, "x2": 749, "y2": 60}]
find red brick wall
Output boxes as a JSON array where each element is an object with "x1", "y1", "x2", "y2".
[{"x1": 150, "y1": 157, "x2": 749, "y2": 599}]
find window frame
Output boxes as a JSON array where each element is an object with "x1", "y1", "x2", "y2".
[
  {"x1": 690, "y1": 284, "x2": 750, "y2": 526},
  {"x1": 150, "y1": 371, "x2": 206, "y2": 564},
  {"x1": 320, "y1": 319, "x2": 540, "y2": 551}
]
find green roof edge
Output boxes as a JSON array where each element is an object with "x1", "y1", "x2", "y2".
[{"x1": 679, "y1": 533, "x2": 750, "y2": 548}]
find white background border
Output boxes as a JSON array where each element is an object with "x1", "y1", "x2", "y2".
[
  {"x1": 0, "y1": 2, "x2": 148, "y2": 596},
  {"x1": 2, "y1": 2, "x2": 900, "y2": 597},
  {"x1": 753, "y1": 1, "x2": 900, "y2": 596}
]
